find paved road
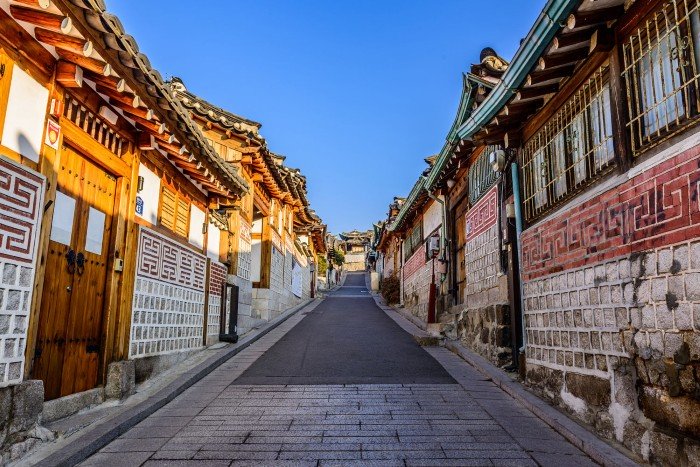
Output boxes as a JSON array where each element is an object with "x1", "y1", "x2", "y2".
[{"x1": 81, "y1": 272, "x2": 596, "y2": 466}]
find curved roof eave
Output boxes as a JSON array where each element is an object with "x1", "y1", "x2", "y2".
[{"x1": 425, "y1": 0, "x2": 579, "y2": 190}]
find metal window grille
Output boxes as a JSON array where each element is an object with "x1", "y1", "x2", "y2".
[
  {"x1": 64, "y1": 97, "x2": 125, "y2": 156},
  {"x1": 403, "y1": 223, "x2": 423, "y2": 261},
  {"x1": 468, "y1": 145, "x2": 499, "y2": 205},
  {"x1": 623, "y1": 0, "x2": 700, "y2": 155},
  {"x1": 521, "y1": 65, "x2": 615, "y2": 222}
]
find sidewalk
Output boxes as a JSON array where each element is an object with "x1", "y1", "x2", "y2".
[
  {"x1": 18, "y1": 299, "x2": 319, "y2": 467},
  {"x1": 369, "y1": 287, "x2": 640, "y2": 467}
]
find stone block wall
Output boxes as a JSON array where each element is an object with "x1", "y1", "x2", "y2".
[
  {"x1": 206, "y1": 262, "x2": 227, "y2": 344},
  {"x1": 520, "y1": 142, "x2": 700, "y2": 464},
  {"x1": 0, "y1": 157, "x2": 44, "y2": 388},
  {"x1": 447, "y1": 185, "x2": 511, "y2": 367},
  {"x1": 402, "y1": 244, "x2": 433, "y2": 323},
  {"x1": 129, "y1": 227, "x2": 206, "y2": 359}
]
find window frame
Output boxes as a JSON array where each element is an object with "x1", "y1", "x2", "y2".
[
  {"x1": 622, "y1": 0, "x2": 700, "y2": 156},
  {"x1": 521, "y1": 64, "x2": 616, "y2": 222},
  {"x1": 158, "y1": 184, "x2": 191, "y2": 238}
]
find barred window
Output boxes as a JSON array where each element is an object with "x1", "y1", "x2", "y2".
[
  {"x1": 468, "y1": 145, "x2": 499, "y2": 205},
  {"x1": 403, "y1": 223, "x2": 423, "y2": 261},
  {"x1": 623, "y1": 0, "x2": 700, "y2": 155},
  {"x1": 521, "y1": 65, "x2": 615, "y2": 222}
]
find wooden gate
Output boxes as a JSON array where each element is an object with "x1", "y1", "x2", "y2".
[{"x1": 33, "y1": 144, "x2": 117, "y2": 400}]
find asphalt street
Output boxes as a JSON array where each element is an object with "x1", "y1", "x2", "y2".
[{"x1": 80, "y1": 272, "x2": 597, "y2": 466}]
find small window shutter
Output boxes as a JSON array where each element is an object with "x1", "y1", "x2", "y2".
[
  {"x1": 175, "y1": 198, "x2": 189, "y2": 237},
  {"x1": 160, "y1": 186, "x2": 177, "y2": 231}
]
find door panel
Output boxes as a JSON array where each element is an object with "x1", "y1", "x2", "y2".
[{"x1": 33, "y1": 144, "x2": 116, "y2": 399}]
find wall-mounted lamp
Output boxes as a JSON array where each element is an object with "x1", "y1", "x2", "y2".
[
  {"x1": 137, "y1": 175, "x2": 144, "y2": 193},
  {"x1": 489, "y1": 149, "x2": 506, "y2": 172}
]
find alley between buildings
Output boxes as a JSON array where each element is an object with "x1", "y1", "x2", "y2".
[{"x1": 79, "y1": 273, "x2": 596, "y2": 467}]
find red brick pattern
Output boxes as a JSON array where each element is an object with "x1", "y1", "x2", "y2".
[
  {"x1": 209, "y1": 262, "x2": 227, "y2": 297},
  {"x1": 403, "y1": 243, "x2": 426, "y2": 279},
  {"x1": 522, "y1": 146, "x2": 700, "y2": 280},
  {"x1": 0, "y1": 156, "x2": 44, "y2": 263},
  {"x1": 138, "y1": 227, "x2": 207, "y2": 291},
  {"x1": 465, "y1": 185, "x2": 498, "y2": 243}
]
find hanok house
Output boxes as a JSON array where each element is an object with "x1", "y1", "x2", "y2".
[
  {"x1": 413, "y1": 0, "x2": 700, "y2": 463},
  {"x1": 0, "y1": 0, "x2": 248, "y2": 456},
  {"x1": 172, "y1": 79, "x2": 327, "y2": 325},
  {"x1": 381, "y1": 156, "x2": 447, "y2": 330},
  {"x1": 338, "y1": 230, "x2": 372, "y2": 271}
]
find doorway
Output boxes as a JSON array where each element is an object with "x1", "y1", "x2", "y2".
[{"x1": 33, "y1": 144, "x2": 117, "y2": 400}]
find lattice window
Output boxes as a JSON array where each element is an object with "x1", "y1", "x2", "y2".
[
  {"x1": 64, "y1": 97, "x2": 126, "y2": 156},
  {"x1": 469, "y1": 145, "x2": 499, "y2": 205},
  {"x1": 159, "y1": 186, "x2": 190, "y2": 237},
  {"x1": 403, "y1": 223, "x2": 423, "y2": 261},
  {"x1": 623, "y1": 0, "x2": 700, "y2": 155},
  {"x1": 521, "y1": 65, "x2": 615, "y2": 222}
]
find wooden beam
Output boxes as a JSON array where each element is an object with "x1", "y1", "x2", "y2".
[
  {"x1": 503, "y1": 98, "x2": 544, "y2": 117},
  {"x1": 552, "y1": 28, "x2": 593, "y2": 50},
  {"x1": 589, "y1": 28, "x2": 615, "y2": 54},
  {"x1": 14, "y1": 0, "x2": 51, "y2": 8},
  {"x1": 526, "y1": 64, "x2": 576, "y2": 86},
  {"x1": 56, "y1": 49, "x2": 110, "y2": 76},
  {"x1": 84, "y1": 71, "x2": 128, "y2": 93},
  {"x1": 95, "y1": 84, "x2": 140, "y2": 108},
  {"x1": 138, "y1": 132, "x2": 155, "y2": 150},
  {"x1": 10, "y1": 4, "x2": 72, "y2": 33},
  {"x1": 56, "y1": 60, "x2": 82, "y2": 88},
  {"x1": 34, "y1": 27, "x2": 92, "y2": 56},
  {"x1": 538, "y1": 46, "x2": 589, "y2": 69},
  {"x1": 515, "y1": 83, "x2": 559, "y2": 101},
  {"x1": 133, "y1": 116, "x2": 165, "y2": 134},
  {"x1": 566, "y1": 5, "x2": 625, "y2": 30}
]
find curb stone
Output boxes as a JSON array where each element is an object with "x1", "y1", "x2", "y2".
[
  {"x1": 367, "y1": 282, "x2": 640, "y2": 467},
  {"x1": 33, "y1": 298, "x2": 319, "y2": 467}
]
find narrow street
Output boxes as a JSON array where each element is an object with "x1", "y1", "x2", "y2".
[{"x1": 80, "y1": 273, "x2": 595, "y2": 467}]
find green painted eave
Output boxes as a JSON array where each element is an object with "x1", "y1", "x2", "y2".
[{"x1": 425, "y1": 0, "x2": 580, "y2": 190}]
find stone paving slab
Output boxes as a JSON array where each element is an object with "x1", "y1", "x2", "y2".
[{"x1": 75, "y1": 276, "x2": 606, "y2": 466}]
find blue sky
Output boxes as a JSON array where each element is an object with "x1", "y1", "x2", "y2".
[{"x1": 107, "y1": 1, "x2": 542, "y2": 234}]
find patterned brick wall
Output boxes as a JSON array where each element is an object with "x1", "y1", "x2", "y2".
[
  {"x1": 207, "y1": 261, "x2": 227, "y2": 340},
  {"x1": 403, "y1": 244, "x2": 425, "y2": 279},
  {"x1": 521, "y1": 146, "x2": 700, "y2": 281},
  {"x1": 0, "y1": 156, "x2": 44, "y2": 387},
  {"x1": 237, "y1": 220, "x2": 251, "y2": 281},
  {"x1": 270, "y1": 246, "x2": 284, "y2": 294},
  {"x1": 130, "y1": 227, "x2": 206, "y2": 358},
  {"x1": 449, "y1": 185, "x2": 511, "y2": 367},
  {"x1": 520, "y1": 144, "x2": 700, "y2": 462}
]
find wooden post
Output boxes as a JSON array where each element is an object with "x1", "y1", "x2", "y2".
[{"x1": 608, "y1": 43, "x2": 632, "y2": 172}]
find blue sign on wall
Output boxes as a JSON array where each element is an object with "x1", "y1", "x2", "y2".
[{"x1": 135, "y1": 196, "x2": 144, "y2": 215}]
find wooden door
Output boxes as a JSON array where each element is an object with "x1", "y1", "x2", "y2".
[{"x1": 33, "y1": 144, "x2": 116, "y2": 400}]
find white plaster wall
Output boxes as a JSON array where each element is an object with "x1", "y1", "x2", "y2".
[
  {"x1": 250, "y1": 239, "x2": 261, "y2": 282},
  {"x1": 136, "y1": 163, "x2": 160, "y2": 225},
  {"x1": 188, "y1": 206, "x2": 205, "y2": 249},
  {"x1": 423, "y1": 198, "x2": 442, "y2": 238},
  {"x1": 1, "y1": 65, "x2": 49, "y2": 163},
  {"x1": 207, "y1": 225, "x2": 221, "y2": 261}
]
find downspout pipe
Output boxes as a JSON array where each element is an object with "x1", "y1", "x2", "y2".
[
  {"x1": 424, "y1": 185, "x2": 447, "y2": 266},
  {"x1": 511, "y1": 162, "x2": 527, "y2": 352}
]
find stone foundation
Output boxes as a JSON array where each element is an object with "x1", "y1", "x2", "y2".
[{"x1": 0, "y1": 380, "x2": 53, "y2": 463}]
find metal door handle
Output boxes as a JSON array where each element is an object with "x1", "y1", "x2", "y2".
[
  {"x1": 66, "y1": 249, "x2": 76, "y2": 274},
  {"x1": 76, "y1": 252, "x2": 85, "y2": 276},
  {"x1": 66, "y1": 286, "x2": 72, "y2": 293}
]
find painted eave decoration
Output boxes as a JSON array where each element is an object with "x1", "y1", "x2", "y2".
[{"x1": 1, "y1": 0, "x2": 249, "y2": 197}]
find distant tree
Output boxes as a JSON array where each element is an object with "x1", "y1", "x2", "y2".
[
  {"x1": 331, "y1": 249, "x2": 345, "y2": 267},
  {"x1": 317, "y1": 256, "x2": 328, "y2": 275}
]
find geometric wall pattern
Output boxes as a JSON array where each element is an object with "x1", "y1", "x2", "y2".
[
  {"x1": 129, "y1": 227, "x2": 206, "y2": 358},
  {"x1": 207, "y1": 261, "x2": 227, "y2": 339},
  {"x1": 237, "y1": 220, "x2": 251, "y2": 281},
  {"x1": 0, "y1": 156, "x2": 45, "y2": 387},
  {"x1": 522, "y1": 149, "x2": 700, "y2": 280}
]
